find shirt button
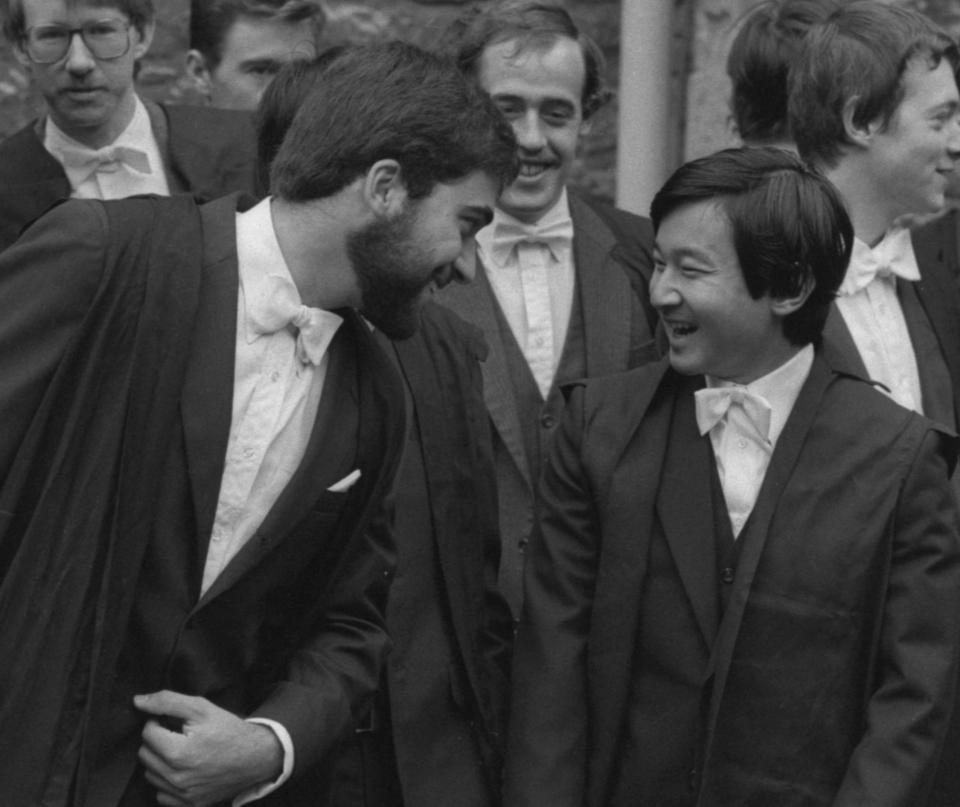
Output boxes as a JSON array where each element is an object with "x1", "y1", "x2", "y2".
[
  {"x1": 242, "y1": 447, "x2": 255, "y2": 459},
  {"x1": 738, "y1": 439, "x2": 747, "y2": 449},
  {"x1": 270, "y1": 370, "x2": 280, "y2": 382},
  {"x1": 721, "y1": 567, "x2": 735, "y2": 584}
]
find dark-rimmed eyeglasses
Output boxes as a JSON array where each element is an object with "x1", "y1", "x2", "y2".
[{"x1": 22, "y1": 19, "x2": 132, "y2": 64}]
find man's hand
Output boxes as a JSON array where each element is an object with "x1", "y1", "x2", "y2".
[{"x1": 134, "y1": 690, "x2": 284, "y2": 807}]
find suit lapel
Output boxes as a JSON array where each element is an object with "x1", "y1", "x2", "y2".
[
  {"x1": 181, "y1": 196, "x2": 240, "y2": 563},
  {"x1": 589, "y1": 361, "x2": 675, "y2": 803},
  {"x1": 439, "y1": 264, "x2": 532, "y2": 489},
  {"x1": 656, "y1": 377, "x2": 720, "y2": 647},
  {"x1": 700, "y1": 355, "x2": 834, "y2": 756},
  {"x1": 197, "y1": 324, "x2": 360, "y2": 605},
  {"x1": 392, "y1": 329, "x2": 448, "y2": 554},
  {"x1": 0, "y1": 122, "x2": 71, "y2": 244},
  {"x1": 911, "y1": 219, "x2": 960, "y2": 422},
  {"x1": 569, "y1": 195, "x2": 634, "y2": 378},
  {"x1": 820, "y1": 303, "x2": 868, "y2": 378}
]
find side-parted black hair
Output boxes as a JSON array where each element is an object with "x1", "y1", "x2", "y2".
[
  {"x1": 189, "y1": 0, "x2": 324, "y2": 67},
  {"x1": 790, "y1": 0, "x2": 960, "y2": 168},
  {"x1": 3, "y1": 0, "x2": 155, "y2": 42},
  {"x1": 650, "y1": 146, "x2": 852, "y2": 346},
  {"x1": 447, "y1": 0, "x2": 611, "y2": 120},
  {"x1": 726, "y1": 0, "x2": 841, "y2": 145},
  {"x1": 270, "y1": 41, "x2": 518, "y2": 202}
]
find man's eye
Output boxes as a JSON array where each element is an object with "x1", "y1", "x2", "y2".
[
  {"x1": 543, "y1": 109, "x2": 573, "y2": 124},
  {"x1": 247, "y1": 63, "x2": 279, "y2": 77}
]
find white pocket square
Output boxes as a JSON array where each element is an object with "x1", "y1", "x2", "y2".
[{"x1": 327, "y1": 468, "x2": 362, "y2": 493}]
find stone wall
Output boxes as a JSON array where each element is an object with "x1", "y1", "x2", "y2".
[{"x1": 1, "y1": 0, "x2": 959, "y2": 203}]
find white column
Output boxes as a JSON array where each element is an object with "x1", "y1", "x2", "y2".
[{"x1": 616, "y1": 0, "x2": 674, "y2": 216}]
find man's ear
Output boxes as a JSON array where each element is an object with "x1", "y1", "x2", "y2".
[
  {"x1": 362, "y1": 159, "x2": 409, "y2": 216},
  {"x1": 842, "y1": 95, "x2": 881, "y2": 148},
  {"x1": 12, "y1": 37, "x2": 31, "y2": 68},
  {"x1": 770, "y1": 273, "x2": 814, "y2": 317},
  {"x1": 184, "y1": 49, "x2": 212, "y2": 99},
  {"x1": 132, "y1": 19, "x2": 156, "y2": 60}
]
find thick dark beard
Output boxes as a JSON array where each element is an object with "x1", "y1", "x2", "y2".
[{"x1": 347, "y1": 207, "x2": 429, "y2": 340}]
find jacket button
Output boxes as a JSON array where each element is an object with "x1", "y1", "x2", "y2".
[
  {"x1": 540, "y1": 413, "x2": 556, "y2": 429},
  {"x1": 720, "y1": 567, "x2": 735, "y2": 584}
]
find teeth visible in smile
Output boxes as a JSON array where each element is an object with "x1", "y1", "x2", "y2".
[
  {"x1": 670, "y1": 323, "x2": 696, "y2": 336},
  {"x1": 519, "y1": 163, "x2": 548, "y2": 177}
]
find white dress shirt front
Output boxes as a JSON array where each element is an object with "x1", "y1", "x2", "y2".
[
  {"x1": 701, "y1": 345, "x2": 814, "y2": 538},
  {"x1": 44, "y1": 96, "x2": 170, "y2": 199},
  {"x1": 207, "y1": 197, "x2": 342, "y2": 805},
  {"x1": 477, "y1": 189, "x2": 575, "y2": 398},
  {"x1": 835, "y1": 229, "x2": 924, "y2": 413}
]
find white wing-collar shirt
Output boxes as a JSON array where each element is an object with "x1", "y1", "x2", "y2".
[
  {"x1": 44, "y1": 95, "x2": 170, "y2": 199},
  {"x1": 696, "y1": 345, "x2": 814, "y2": 538},
  {"x1": 835, "y1": 227, "x2": 923, "y2": 414},
  {"x1": 477, "y1": 189, "x2": 575, "y2": 398},
  {"x1": 207, "y1": 196, "x2": 342, "y2": 805}
]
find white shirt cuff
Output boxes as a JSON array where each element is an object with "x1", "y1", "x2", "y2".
[{"x1": 231, "y1": 718, "x2": 295, "y2": 806}]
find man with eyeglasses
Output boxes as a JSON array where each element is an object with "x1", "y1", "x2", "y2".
[{"x1": 0, "y1": 0, "x2": 259, "y2": 252}]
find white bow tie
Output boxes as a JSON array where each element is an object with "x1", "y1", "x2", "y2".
[
  {"x1": 245, "y1": 275, "x2": 342, "y2": 366},
  {"x1": 60, "y1": 144, "x2": 151, "y2": 182},
  {"x1": 694, "y1": 386, "x2": 772, "y2": 442},
  {"x1": 490, "y1": 216, "x2": 574, "y2": 265},
  {"x1": 841, "y1": 228, "x2": 920, "y2": 295}
]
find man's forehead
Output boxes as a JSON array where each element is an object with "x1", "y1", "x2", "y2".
[
  {"x1": 478, "y1": 35, "x2": 586, "y2": 99},
  {"x1": 222, "y1": 14, "x2": 318, "y2": 59}
]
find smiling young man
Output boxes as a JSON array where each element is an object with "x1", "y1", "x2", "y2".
[
  {"x1": 0, "y1": 41, "x2": 516, "y2": 807},
  {"x1": 440, "y1": 0, "x2": 657, "y2": 623},
  {"x1": 503, "y1": 146, "x2": 960, "y2": 807},
  {"x1": 0, "y1": 0, "x2": 260, "y2": 251},
  {"x1": 186, "y1": 0, "x2": 323, "y2": 111},
  {"x1": 790, "y1": 1, "x2": 960, "y2": 429}
]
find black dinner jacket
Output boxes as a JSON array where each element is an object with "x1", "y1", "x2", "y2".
[
  {"x1": 0, "y1": 99, "x2": 260, "y2": 251},
  {"x1": 505, "y1": 354, "x2": 960, "y2": 807},
  {"x1": 438, "y1": 191, "x2": 657, "y2": 619}
]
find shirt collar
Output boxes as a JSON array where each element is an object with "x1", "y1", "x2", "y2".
[
  {"x1": 236, "y1": 197, "x2": 341, "y2": 346},
  {"x1": 839, "y1": 227, "x2": 920, "y2": 296},
  {"x1": 45, "y1": 95, "x2": 154, "y2": 166},
  {"x1": 476, "y1": 187, "x2": 571, "y2": 267},
  {"x1": 705, "y1": 344, "x2": 814, "y2": 447}
]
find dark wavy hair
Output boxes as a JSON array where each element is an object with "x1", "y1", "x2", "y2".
[
  {"x1": 726, "y1": 0, "x2": 841, "y2": 144},
  {"x1": 651, "y1": 147, "x2": 853, "y2": 346},
  {"x1": 270, "y1": 41, "x2": 518, "y2": 201}
]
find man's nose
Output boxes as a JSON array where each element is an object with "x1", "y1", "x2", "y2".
[
  {"x1": 514, "y1": 110, "x2": 546, "y2": 152},
  {"x1": 64, "y1": 31, "x2": 96, "y2": 74},
  {"x1": 649, "y1": 267, "x2": 677, "y2": 309},
  {"x1": 947, "y1": 115, "x2": 960, "y2": 159}
]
